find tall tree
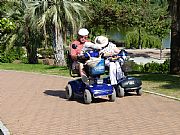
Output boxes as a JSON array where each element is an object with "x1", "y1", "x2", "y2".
[
  {"x1": 0, "y1": 0, "x2": 27, "y2": 63},
  {"x1": 3, "y1": 0, "x2": 40, "y2": 64},
  {"x1": 27, "y1": 0, "x2": 88, "y2": 66},
  {"x1": 118, "y1": 0, "x2": 170, "y2": 49},
  {"x1": 170, "y1": 0, "x2": 180, "y2": 74}
]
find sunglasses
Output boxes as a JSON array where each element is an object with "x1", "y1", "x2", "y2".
[{"x1": 80, "y1": 35, "x2": 88, "y2": 39}]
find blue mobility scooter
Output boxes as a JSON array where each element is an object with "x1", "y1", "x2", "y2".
[
  {"x1": 65, "y1": 46, "x2": 116, "y2": 104},
  {"x1": 108, "y1": 50, "x2": 142, "y2": 97}
]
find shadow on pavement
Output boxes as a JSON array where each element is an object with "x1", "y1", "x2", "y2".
[
  {"x1": 44, "y1": 90, "x2": 66, "y2": 99},
  {"x1": 43, "y1": 89, "x2": 112, "y2": 104},
  {"x1": 43, "y1": 89, "x2": 139, "y2": 104}
]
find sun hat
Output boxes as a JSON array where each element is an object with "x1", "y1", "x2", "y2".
[
  {"x1": 94, "y1": 36, "x2": 109, "y2": 48},
  {"x1": 84, "y1": 42, "x2": 102, "y2": 50},
  {"x1": 78, "y1": 28, "x2": 89, "y2": 36}
]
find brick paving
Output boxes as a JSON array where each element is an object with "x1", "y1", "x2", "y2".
[{"x1": 0, "y1": 70, "x2": 180, "y2": 135}]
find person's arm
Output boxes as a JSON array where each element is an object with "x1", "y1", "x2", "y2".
[
  {"x1": 102, "y1": 47, "x2": 120, "y2": 57},
  {"x1": 113, "y1": 46, "x2": 120, "y2": 54},
  {"x1": 70, "y1": 41, "x2": 78, "y2": 61}
]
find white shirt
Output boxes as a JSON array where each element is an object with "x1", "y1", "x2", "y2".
[{"x1": 100, "y1": 42, "x2": 117, "y2": 55}]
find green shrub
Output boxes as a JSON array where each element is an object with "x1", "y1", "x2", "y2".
[
  {"x1": 130, "y1": 59, "x2": 170, "y2": 73},
  {"x1": 37, "y1": 48, "x2": 54, "y2": 58},
  {"x1": 20, "y1": 57, "x2": 29, "y2": 64},
  {"x1": 0, "y1": 47, "x2": 25, "y2": 63},
  {"x1": 123, "y1": 60, "x2": 144, "y2": 73}
]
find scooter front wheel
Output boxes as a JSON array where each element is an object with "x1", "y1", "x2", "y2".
[
  {"x1": 84, "y1": 89, "x2": 92, "y2": 104},
  {"x1": 65, "y1": 84, "x2": 74, "y2": 100},
  {"x1": 117, "y1": 85, "x2": 125, "y2": 97},
  {"x1": 136, "y1": 88, "x2": 142, "y2": 96},
  {"x1": 109, "y1": 88, "x2": 116, "y2": 102}
]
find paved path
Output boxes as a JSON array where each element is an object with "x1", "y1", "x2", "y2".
[{"x1": 0, "y1": 71, "x2": 180, "y2": 135}]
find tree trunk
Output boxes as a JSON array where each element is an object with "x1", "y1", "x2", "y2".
[
  {"x1": 138, "y1": 28, "x2": 142, "y2": 49},
  {"x1": 53, "y1": 26, "x2": 66, "y2": 66},
  {"x1": 44, "y1": 23, "x2": 48, "y2": 49},
  {"x1": 28, "y1": 43, "x2": 38, "y2": 64},
  {"x1": 25, "y1": 18, "x2": 38, "y2": 64},
  {"x1": 170, "y1": 0, "x2": 180, "y2": 74}
]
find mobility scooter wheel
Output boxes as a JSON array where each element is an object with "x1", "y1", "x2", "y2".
[
  {"x1": 84, "y1": 89, "x2": 92, "y2": 104},
  {"x1": 109, "y1": 88, "x2": 116, "y2": 102},
  {"x1": 65, "y1": 84, "x2": 74, "y2": 100},
  {"x1": 117, "y1": 85, "x2": 125, "y2": 97},
  {"x1": 136, "y1": 88, "x2": 142, "y2": 96}
]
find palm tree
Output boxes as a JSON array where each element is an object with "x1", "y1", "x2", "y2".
[
  {"x1": 169, "y1": 0, "x2": 180, "y2": 74},
  {"x1": 3, "y1": 0, "x2": 40, "y2": 64},
  {"x1": 26, "y1": 0, "x2": 88, "y2": 66}
]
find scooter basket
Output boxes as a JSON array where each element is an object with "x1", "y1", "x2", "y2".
[
  {"x1": 121, "y1": 61, "x2": 133, "y2": 72},
  {"x1": 88, "y1": 59, "x2": 105, "y2": 76}
]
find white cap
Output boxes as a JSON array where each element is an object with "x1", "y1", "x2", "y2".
[
  {"x1": 78, "y1": 28, "x2": 89, "y2": 36},
  {"x1": 94, "y1": 36, "x2": 109, "y2": 48}
]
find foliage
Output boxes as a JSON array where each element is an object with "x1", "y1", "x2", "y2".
[
  {"x1": 0, "y1": 11, "x2": 17, "y2": 53},
  {"x1": 25, "y1": 0, "x2": 89, "y2": 65},
  {"x1": 129, "y1": 59, "x2": 170, "y2": 74},
  {"x1": 37, "y1": 48, "x2": 54, "y2": 58},
  {"x1": 87, "y1": 0, "x2": 121, "y2": 37},
  {"x1": 0, "y1": 47, "x2": 25, "y2": 63},
  {"x1": 118, "y1": 0, "x2": 171, "y2": 48},
  {"x1": 85, "y1": 0, "x2": 171, "y2": 49},
  {"x1": 125, "y1": 28, "x2": 162, "y2": 48},
  {"x1": 143, "y1": 60, "x2": 170, "y2": 73},
  {"x1": 20, "y1": 57, "x2": 29, "y2": 64},
  {"x1": 0, "y1": 0, "x2": 27, "y2": 63},
  {"x1": 0, "y1": 18, "x2": 16, "y2": 35},
  {"x1": 0, "y1": 0, "x2": 172, "y2": 65}
]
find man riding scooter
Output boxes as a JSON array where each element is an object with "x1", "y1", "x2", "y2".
[{"x1": 70, "y1": 28, "x2": 90, "y2": 82}]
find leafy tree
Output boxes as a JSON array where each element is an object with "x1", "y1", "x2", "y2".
[
  {"x1": 86, "y1": 0, "x2": 121, "y2": 39},
  {"x1": 0, "y1": 1, "x2": 23, "y2": 63},
  {"x1": 125, "y1": 28, "x2": 161, "y2": 48},
  {"x1": 118, "y1": 0, "x2": 171, "y2": 49},
  {"x1": 26, "y1": 0, "x2": 88, "y2": 66},
  {"x1": 0, "y1": 18, "x2": 16, "y2": 42},
  {"x1": 0, "y1": 0, "x2": 40, "y2": 64}
]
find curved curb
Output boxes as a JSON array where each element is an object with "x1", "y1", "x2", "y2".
[
  {"x1": 0, "y1": 121, "x2": 10, "y2": 135},
  {"x1": 143, "y1": 90, "x2": 180, "y2": 101}
]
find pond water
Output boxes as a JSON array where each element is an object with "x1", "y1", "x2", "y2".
[{"x1": 108, "y1": 31, "x2": 171, "y2": 49}]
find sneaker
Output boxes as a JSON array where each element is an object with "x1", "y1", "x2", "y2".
[
  {"x1": 89, "y1": 78, "x2": 94, "y2": 85},
  {"x1": 81, "y1": 75, "x2": 88, "y2": 83}
]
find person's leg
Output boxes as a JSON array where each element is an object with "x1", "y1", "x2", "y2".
[
  {"x1": 79, "y1": 63, "x2": 84, "y2": 76},
  {"x1": 79, "y1": 63, "x2": 88, "y2": 83},
  {"x1": 115, "y1": 61, "x2": 124, "y2": 80},
  {"x1": 109, "y1": 62, "x2": 118, "y2": 85}
]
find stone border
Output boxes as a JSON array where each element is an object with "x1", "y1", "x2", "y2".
[
  {"x1": 143, "y1": 90, "x2": 180, "y2": 101},
  {"x1": 0, "y1": 121, "x2": 10, "y2": 135}
]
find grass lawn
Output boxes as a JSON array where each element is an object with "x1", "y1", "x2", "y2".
[
  {"x1": 0, "y1": 63, "x2": 180, "y2": 99},
  {"x1": 0, "y1": 63, "x2": 69, "y2": 76},
  {"x1": 131, "y1": 73, "x2": 180, "y2": 99}
]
